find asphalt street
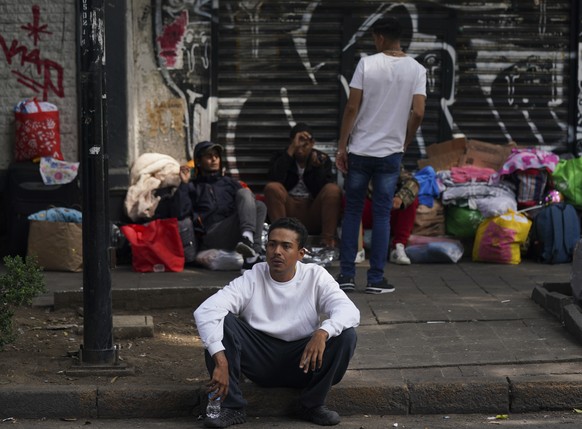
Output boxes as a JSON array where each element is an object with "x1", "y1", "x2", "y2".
[{"x1": 4, "y1": 411, "x2": 582, "y2": 428}]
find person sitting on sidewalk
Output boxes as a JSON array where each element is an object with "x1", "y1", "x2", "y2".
[
  {"x1": 362, "y1": 166, "x2": 420, "y2": 265},
  {"x1": 263, "y1": 123, "x2": 342, "y2": 249},
  {"x1": 174, "y1": 141, "x2": 267, "y2": 270},
  {"x1": 194, "y1": 217, "x2": 360, "y2": 428}
]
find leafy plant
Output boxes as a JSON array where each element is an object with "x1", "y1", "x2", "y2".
[{"x1": 0, "y1": 255, "x2": 46, "y2": 349}]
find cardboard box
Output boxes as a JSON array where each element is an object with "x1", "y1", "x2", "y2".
[
  {"x1": 417, "y1": 137, "x2": 466, "y2": 171},
  {"x1": 418, "y1": 138, "x2": 516, "y2": 172},
  {"x1": 460, "y1": 139, "x2": 516, "y2": 171}
]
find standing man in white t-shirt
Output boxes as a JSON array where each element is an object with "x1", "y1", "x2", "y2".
[{"x1": 335, "y1": 16, "x2": 426, "y2": 294}]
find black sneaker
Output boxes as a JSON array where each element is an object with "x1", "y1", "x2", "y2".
[
  {"x1": 300, "y1": 405, "x2": 341, "y2": 426},
  {"x1": 204, "y1": 407, "x2": 246, "y2": 428},
  {"x1": 365, "y1": 277, "x2": 395, "y2": 294},
  {"x1": 241, "y1": 254, "x2": 264, "y2": 274},
  {"x1": 336, "y1": 274, "x2": 355, "y2": 293},
  {"x1": 235, "y1": 237, "x2": 257, "y2": 259}
]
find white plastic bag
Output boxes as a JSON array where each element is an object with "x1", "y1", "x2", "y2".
[
  {"x1": 195, "y1": 249, "x2": 243, "y2": 271},
  {"x1": 406, "y1": 241, "x2": 464, "y2": 264}
]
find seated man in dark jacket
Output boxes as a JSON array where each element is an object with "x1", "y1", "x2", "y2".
[
  {"x1": 175, "y1": 141, "x2": 266, "y2": 269},
  {"x1": 263, "y1": 123, "x2": 342, "y2": 248}
]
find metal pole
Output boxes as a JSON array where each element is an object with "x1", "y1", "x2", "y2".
[{"x1": 78, "y1": 0, "x2": 114, "y2": 365}]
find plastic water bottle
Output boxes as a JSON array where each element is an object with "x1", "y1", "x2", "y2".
[{"x1": 206, "y1": 391, "x2": 221, "y2": 419}]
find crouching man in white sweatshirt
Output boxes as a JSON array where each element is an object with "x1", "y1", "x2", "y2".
[{"x1": 194, "y1": 217, "x2": 360, "y2": 428}]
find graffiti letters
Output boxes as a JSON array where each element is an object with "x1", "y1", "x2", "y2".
[
  {"x1": 21, "y1": 5, "x2": 52, "y2": 46},
  {"x1": 1, "y1": 6, "x2": 64, "y2": 100}
]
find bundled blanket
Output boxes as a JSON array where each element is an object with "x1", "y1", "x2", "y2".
[{"x1": 124, "y1": 153, "x2": 182, "y2": 221}]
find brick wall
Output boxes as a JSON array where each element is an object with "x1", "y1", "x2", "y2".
[{"x1": 0, "y1": 0, "x2": 78, "y2": 171}]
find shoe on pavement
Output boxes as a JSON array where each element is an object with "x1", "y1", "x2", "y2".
[
  {"x1": 240, "y1": 254, "x2": 264, "y2": 274},
  {"x1": 365, "y1": 277, "x2": 395, "y2": 294},
  {"x1": 390, "y1": 243, "x2": 411, "y2": 265},
  {"x1": 204, "y1": 407, "x2": 246, "y2": 428},
  {"x1": 336, "y1": 273, "x2": 355, "y2": 293},
  {"x1": 235, "y1": 237, "x2": 257, "y2": 259},
  {"x1": 300, "y1": 405, "x2": 341, "y2": 426}
]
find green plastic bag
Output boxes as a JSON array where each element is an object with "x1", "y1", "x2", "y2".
[
  {"x1": 553, "y1": 158, "x2": 582, "y2": 209},
  {"x1": 445, "y1": 205, "x2": 484, "y2": 239}
]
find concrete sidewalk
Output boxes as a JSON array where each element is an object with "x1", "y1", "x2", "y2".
[{"x1": 2, "y1": 259, "x2": 582, "y2": 419}]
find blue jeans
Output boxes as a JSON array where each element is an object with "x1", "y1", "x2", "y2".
[{"x1": 340, "y1": 153, "x2": 402, "y2": 284}]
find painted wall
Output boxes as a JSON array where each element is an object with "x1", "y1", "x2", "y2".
[
  {"x1": 0, "y1": 0, "x2": 78, "y2": 172},
  {"x1": 139, "y1": 0, "x2": 576, "y2": 192},
  {"x1": 0, "y1": 1, "x2": 579, "y2": 192},
  {"x1": 130, "y1": 0, "x2": 214, "y2": 166}
]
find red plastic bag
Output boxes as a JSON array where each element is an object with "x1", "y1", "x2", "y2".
[
  {"x1": 120, "y1": 218, "x2": 185, "y2": 272},
  {"x1": 14, "y1": 98, "x2": 63, "y2": 161}
]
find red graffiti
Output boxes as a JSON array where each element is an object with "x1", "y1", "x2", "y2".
[
  {"x1": 21, "y1": 5, "x2": 52, "y2": 46},
  {"x1": 0, "y1": 5, "x2": 64, "y2": 100},
  {"x1": 156, "y1": 10, "x2": 188, "y2": 69},
  {"x1": 0, "y1": 35, "x2": 64, "y2": 100}
]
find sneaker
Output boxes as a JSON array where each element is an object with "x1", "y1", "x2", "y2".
[
  {"x1": 336, "y1": 274, "x2": 356, "y2": 293},
  {"x1": 300, "y1": 405, "x2": 341, "y2": 426},
  {"x1": 365, "y1": 277, "x2": 395, "y2": 294},
  {"x1": 240, "y1": 254, "x2": 264, "y2": 274},
  {"x1": 390, "y1": 243, "x2": 410, "y2": 265},
  {"x1": 235, "y1": 237, "x2": 257, "y2": 259},
  {"x1": 204, "y1": 407, "x2": 246, "y2": 428}
]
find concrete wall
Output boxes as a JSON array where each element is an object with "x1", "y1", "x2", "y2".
[
  {"x1": 0, "y1": 0, "x2": 78, "y2": 170},
  {"x1": 128, "y1": 0, "x2": 204, "y2": 167}
]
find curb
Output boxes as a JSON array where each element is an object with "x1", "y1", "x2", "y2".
[
  {"x1": 3, "y1": 375, "x2": 582, "y2": 419},
  {"x1": 53, "y1": 287, "x2": 219, "y2": 311},
  {"x1": 531, "y1": 282, "x2": 582, "y2": 343}
]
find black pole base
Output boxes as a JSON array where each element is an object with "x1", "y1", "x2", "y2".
[
  {"x1": 65, "y1": 364, "x2": 135, "y2": 377},
  {"x1": 65, "y1": 344, "x2": 134, "y2": 377},
  {"x1": 66, "y1": 364, "x2": 134, "y2": 377}
]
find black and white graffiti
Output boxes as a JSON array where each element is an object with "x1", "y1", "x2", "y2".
[{"x1": 153, "y1": 0, "x2": 574, "y2": 185}]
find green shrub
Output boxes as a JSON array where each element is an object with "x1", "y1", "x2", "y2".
[{"x1": 0, "y1": 255, "x2": 46, "y2": 349}]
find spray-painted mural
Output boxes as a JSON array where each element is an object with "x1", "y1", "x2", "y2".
[
  {"x1": 153, "y1": 0, "x2": 215, "y2": 160},
  {"x1": 152, "y1": 0, "x2": 573, "y2": 189},
  {"x1": 0, "y1": 5, "x2": 65, "y2": 101}
]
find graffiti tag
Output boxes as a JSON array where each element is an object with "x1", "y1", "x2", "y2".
[{"x1": 0, "y1": 6, "x2": 64, "y2": 100}]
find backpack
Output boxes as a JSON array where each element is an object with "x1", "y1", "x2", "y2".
[{"x1": 530, "y1": 203, "x2": 581, "y2": 264}]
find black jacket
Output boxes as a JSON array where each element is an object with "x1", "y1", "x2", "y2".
[
  {"x1": 172, "y1": 173, "x2": 242, "y2": 233},
  {"x1": 267, "y1": 149, "x2": 335, "y2": 198}
]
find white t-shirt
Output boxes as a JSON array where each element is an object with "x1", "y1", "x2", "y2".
[
  {"x1": 289, "y1": 164, "x2": 310, "y2": 198},
  {"x1": 193, "y1": 262, "x2": 360, "y2": 356},
  {"x1": 349, "y1": 52, "x2": 427, "y2": 157}
]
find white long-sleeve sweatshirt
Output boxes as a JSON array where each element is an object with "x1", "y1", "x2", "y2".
[{"x1": 193, "y1": 262, "x2": 360, "y2": 357}]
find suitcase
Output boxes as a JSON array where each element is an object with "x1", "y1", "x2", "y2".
[{"x1": 6, "y1": 162, "x2": 81, "y2": 257}]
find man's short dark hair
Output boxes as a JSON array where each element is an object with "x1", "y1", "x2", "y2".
[
  {"x1": 372, "y1": 17, "x2": 402, "y2": 40},
  {"x1": 268, "y1": 217, "x2": 308, "y2": 249},
  {"x1": 289, "y1": 122, "x2": 314, "y2": 140}
]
